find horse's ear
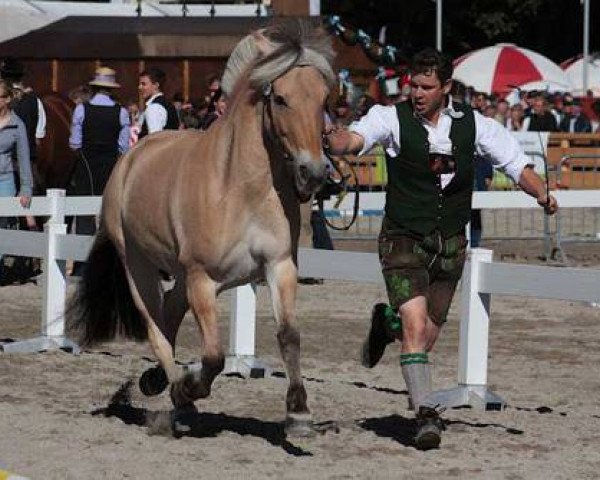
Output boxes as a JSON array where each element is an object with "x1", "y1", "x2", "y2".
[{"x1": 252, "y1": 30, "x2": 275, "y2": 57}]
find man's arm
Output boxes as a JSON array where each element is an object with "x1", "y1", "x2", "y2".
[
  {"x1": 118, "y1": 107, "x2": 131, "y2": 154},
  {"x1": 325, "y1": 103, "x2": 398, "y2": 157},
  {"x1": 324, "y1": 129, "x2": 365, "y2": 156},
  {"x1": 69, "y1": 104, "x2": 84, "y2": 151},
  {"x1": 145, "y1": 103, "x2": 167, "y2": 134},
  {"x1": 474, "y1": 112, "x2": 558, "y2": 214},
  {"x1": 517, "y1": 166, "x2": 558, "y2": 214}
]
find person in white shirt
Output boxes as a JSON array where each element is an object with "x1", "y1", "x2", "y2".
[
  {"x1": 325, "y1": 48, "x2": 557, "y2": 450},
  {"x1": 137, "y1": 67, "x2": 180, "y2": 140}
]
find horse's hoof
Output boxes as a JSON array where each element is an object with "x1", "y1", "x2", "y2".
[
  {"x1": 170, "y1": 403, "x2": 198, "y2": 439},
  {"x1": 139, "y1": 365, "x2": 169, "y2": 396},
  {"x1": 285, "y1": 413, "x2": 316, "y2": 438},
  {"x1": 170, "y1": 372, "x2": 210, "y2": 408}
]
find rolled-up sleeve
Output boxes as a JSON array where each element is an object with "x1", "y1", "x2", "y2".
[
  {"x1": 349, "y1": 104, "x2": 399, "y2": 156},
  {"x1": 15, "y1": 119, "x2": 33, "y2": 196},
  {"x1": 474, "y1": 111, "x2": 532, "y2": 183}
]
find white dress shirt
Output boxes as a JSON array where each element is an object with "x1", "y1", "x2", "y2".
[
  {"x1": 140, "y1": 93, "x2": 168, "y2": 134},
  {"x1": 349, "y1": 99, "x2": 532, "y2": 189},
  {"x1": 35, "y1": 98, "x2": 46, "y2": 139}
]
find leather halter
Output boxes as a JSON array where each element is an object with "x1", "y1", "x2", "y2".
[{"x1": 260, "y1": 83, "x2": 292, "y2": 162}]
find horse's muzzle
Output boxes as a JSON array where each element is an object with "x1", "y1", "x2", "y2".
[{"x1": 293, "y1": 151, "x2": 327, "y2": 198}]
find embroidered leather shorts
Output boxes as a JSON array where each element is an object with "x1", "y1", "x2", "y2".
[{"x1": 378, "y1": 219, "x2": 467, "y2": 325}]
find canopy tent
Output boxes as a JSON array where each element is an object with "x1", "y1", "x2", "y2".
[
  {"x1": 561, "y1": 54, "x2": 600, "y2": 98},
  {"x1": 453, "y1": 43, "x2": 573, "y2": 97}
]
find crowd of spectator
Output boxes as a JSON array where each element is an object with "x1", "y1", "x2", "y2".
[
  {"x1": 452, "y1": 82, "x2": 600, "y2": 133},
  {"x1": 325, "y1": 78, "x2": 600, "y2": 135}
]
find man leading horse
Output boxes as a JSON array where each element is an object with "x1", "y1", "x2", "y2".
[{"x1": 325, "y1": 47, "x2": 558, "y2": 450}]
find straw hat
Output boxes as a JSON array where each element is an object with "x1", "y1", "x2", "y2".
[{"x1": 88, "y1": 67, "x2": 120, "y2": 89}]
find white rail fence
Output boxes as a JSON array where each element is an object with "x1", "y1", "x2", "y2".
[{"x1": 1, "y1": 190, "x2": 599, "y2": 407}]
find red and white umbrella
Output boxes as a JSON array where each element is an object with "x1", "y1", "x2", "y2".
[
  {"x1": 453, "y1": 43, "x2": 573, "y2": 96},
  {"x1": 561, "y1": 55, "x2": 600, "y2": 97}
]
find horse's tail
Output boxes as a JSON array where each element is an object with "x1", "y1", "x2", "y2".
[{"x1": 68, "y1": 227, "x2": 147, "y2": 346}]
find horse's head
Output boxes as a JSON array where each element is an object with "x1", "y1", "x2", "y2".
[
  {"x1": 262, "y1": 65, "x2": 331, "y2": 199},
  {"x1": 228, "y1": 20, "x2": 335, "y2": 201}
]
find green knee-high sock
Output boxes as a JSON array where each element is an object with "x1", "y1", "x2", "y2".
[{"x1": 400, "y1": 352, "x2": 431, "y2": 411}]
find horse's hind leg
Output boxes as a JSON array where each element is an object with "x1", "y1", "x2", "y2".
[
  {"x1": 139, "y1": 272, "x2": 189, "y2": 396},
  {"x1": 122, "y1": 244, "x2": 182, "y2": 388},
  {"x1": 267, "y1": 257, "x2": 313, "y2": 437},
  {"x1": 170, "y1": 268, "x2": 224, "y2": 408}
]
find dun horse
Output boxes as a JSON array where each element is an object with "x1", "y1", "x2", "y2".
[{"x1": 70, "y1": 21, "x2": 335, "y2": 436}]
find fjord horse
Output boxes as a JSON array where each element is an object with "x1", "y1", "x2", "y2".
[{"x1": 70, "y1": 20, "x2": 335, "y2": 436}]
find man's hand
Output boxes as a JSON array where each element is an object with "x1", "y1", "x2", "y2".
[
  {"x1": 536, "y1": 194, "x2": 558, "y2": 215},
  {"x1": 323, "y1": 128, "x2": 364, "y2": 156},
  {"x1": 517, "y1": 166, "x2": 559, "y2": 215}
]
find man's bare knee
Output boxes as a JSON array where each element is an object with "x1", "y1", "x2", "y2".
[{"x1": 400, "y1": 296, "x2": 429, "y2": 351}]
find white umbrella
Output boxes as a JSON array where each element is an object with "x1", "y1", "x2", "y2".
[
  {"x1": 453, "y1": 43, "x2": 573, "y2": 96},
  {"x1": 562, "y1": 55, "x2": 600, "y2": 97}
]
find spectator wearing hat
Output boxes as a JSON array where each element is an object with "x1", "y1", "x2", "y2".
[
  {"x1": 137, "y1": 67, "x2": 180, "y2": 138},
  {"x1": 68, "y1": 66, "x2": 129, "y2": 247},
  {"x1": 559, "y1": 99, "x2": 592, "y2": 133},
  {"x1": 524, "y1": 92, "x2": 559, "y2": 132}
]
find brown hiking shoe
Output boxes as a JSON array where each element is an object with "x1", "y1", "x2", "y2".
[{"x1": 360, "y1": 303, "x2": 396, "y2": 368}]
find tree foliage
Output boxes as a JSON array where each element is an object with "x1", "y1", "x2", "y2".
[{"x1": 322, "y1": 0, "x2": 599, "y2": 62}]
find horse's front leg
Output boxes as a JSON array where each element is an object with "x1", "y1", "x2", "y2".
[
  {"x1": 267, "y1": 257, "x2": 313, "y2": 437},
  {"x1": 170, "y1": 268, "x2": 224, "y2": 408}
]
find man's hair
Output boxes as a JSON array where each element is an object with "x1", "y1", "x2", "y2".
[
  {"x1": 140, "y1": 67, "x2": 167, "y2": 89},
  {"x1": 410, "y1": 48, "x2": 453, "y2": 85}
]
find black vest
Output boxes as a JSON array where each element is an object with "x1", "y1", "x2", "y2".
[
  {"x1": 12, "y1": 91, "x2": 39, "y2": 161},
  {"x1": 139, "y1": 94, "x2": 179, "y2": 138},
  {"x1": 82, "y1": 103, "x2": 121, "y2": 158},
  {"x1": 384, "y1": 101, "x2": 475, "y2": 238}
]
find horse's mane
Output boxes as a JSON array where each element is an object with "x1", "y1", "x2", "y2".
[{"x1": 222, "y1": 19, "x2": 336, "y2": 99}]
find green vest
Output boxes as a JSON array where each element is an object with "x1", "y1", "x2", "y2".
[{"x1": 384, "y1": 101, "x2": 475, "y2": 238}]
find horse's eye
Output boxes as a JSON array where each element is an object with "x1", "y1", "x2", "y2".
[{"x1": 274, "y1": 95, "x2": 288, "y2": 107}]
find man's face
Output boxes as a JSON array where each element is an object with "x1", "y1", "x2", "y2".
[
  {"x1": 138, "y1": 75, "x2": 159, "y2": 100},
  {"x1": 532, "y1": 97, "x2": 545, "y2": 114},
  {"x1": 410, "y1": 71, "x2": 451, "y2": 120}
]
